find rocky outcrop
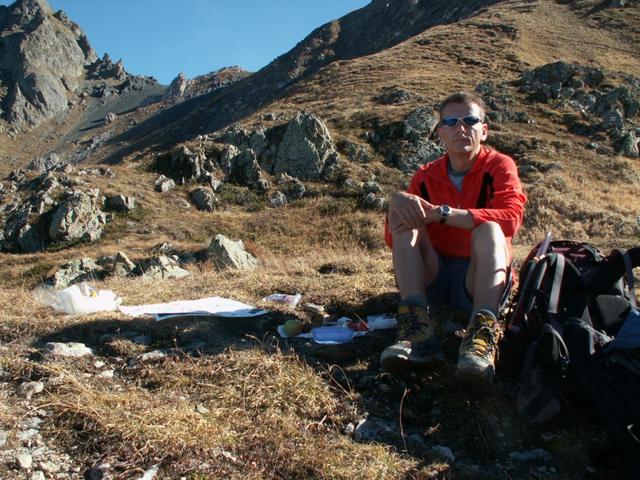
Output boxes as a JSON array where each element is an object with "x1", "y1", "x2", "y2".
[
  {"x1": 0, "y1": 171, "x2": 104, "y2": 252},
  {"x1": 45, "y1": 249, "x2": 194, "y2": 287},
  {"x1": 163, "y1": 72, "x2": 189, "y2": 99},
  {"x1": 153, "y1": 112, "x2": 339, "y2": 201},
  {"x1": 274, "y1": 112, "x2": 339, "y2": 180},
  {"x1": 25, "y1": 153, "x2": 65, "y2": 173},
  {"x1": 49, "y1": 190, "x2": 106, "y2": 244},
  {"x1": 0, "y1": 0, "x2": 97, "y2": 128},
  {"x1": 517, "y1": 62, "x2": 640, "y2": 157}
]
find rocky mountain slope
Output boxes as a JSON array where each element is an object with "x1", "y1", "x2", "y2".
[{"x1": 0, "y1": 0, "x2": 639, "y2": 479}]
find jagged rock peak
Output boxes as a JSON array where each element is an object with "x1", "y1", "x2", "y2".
[{"x1": 1, "y1": 0, "x2": 53, "y2": 28}]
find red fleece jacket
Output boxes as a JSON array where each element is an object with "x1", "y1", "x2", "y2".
[{"x1": 384, "y1": 147, "x2": 527, "y2": 260}]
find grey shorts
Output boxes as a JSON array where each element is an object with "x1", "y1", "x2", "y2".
[{"x1": 425, "y1": 255, "x2": 512, "y2": 314}]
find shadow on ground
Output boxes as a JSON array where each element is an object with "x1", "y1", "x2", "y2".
[{"x1": 30, "y1": 293, "x2": 631, "y2": 480}]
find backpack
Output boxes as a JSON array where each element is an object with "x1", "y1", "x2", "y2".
[{"x1": 499, "y1": 237, "x2": 640, "y2": 476}]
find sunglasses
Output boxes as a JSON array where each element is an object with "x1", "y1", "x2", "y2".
[{"x1": 440, "y1": 115, "x2": 483, "y2": 127}]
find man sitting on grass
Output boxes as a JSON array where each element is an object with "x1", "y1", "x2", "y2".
[{"x1": 381, "y1": 91, "x2": 527, "y2": 384}]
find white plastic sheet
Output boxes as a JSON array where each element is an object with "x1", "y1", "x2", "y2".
[{"x1": 118, "y1": 296, "x2": 268, "y2": 321}]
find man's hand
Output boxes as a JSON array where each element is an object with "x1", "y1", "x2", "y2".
[{"x1": 387, "y1": 192, "x2": 436, "y2": 234}]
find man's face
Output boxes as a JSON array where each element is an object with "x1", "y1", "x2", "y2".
[{"x1": 436, "y1": 101, "x2": 488, "y2": 158}]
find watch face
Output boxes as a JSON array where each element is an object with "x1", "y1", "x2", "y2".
[{"x1": 440, "y1": 205, "x2": 451, "y2": 217}]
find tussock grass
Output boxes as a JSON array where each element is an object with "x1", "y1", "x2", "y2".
[{"x1": 31, "y1": 346, "x2": 414, "y2": 479}]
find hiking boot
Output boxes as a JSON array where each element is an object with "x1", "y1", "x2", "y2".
[
  {"x1": 456, "y1": 309, "x2": 500, "y2": 385},
  {"x1": 380, "y1": 305, "x2": 443, "y2": 372}
]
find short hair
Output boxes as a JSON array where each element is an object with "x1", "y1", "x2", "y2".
[{"x1": 438, "y1": 91, "x2": 487, "y2": 120}]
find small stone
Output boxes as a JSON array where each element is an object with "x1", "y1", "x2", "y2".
[
  {"x1": 47, "y1": 374, "x2": 66, "y2": 386},
  {"x1": 19, "y1": 428, "x2": 40, "y2": 442},
  {"x1": 343, "y1": 423, "x2": 355, "y2": 435},
  {"x1": 23, "y1": 417, "x2": 43, "y2": 429},
  {"x1": 0, "y1": 430, "x2": 7, "y2": 446},
  {"x1": 39, "y1": 461, "x2": 61, "y2": 473},
  {"x1": 139, "y1": 350, "x2": 167, "y2": 362},
  {"x1": 431, "y1": 445, "x2": 455, "y2": 462},
  {"x1": 508, "y1": 448, "x2": 552, "y2": 463},
  {"x1": 17, "y1": 452, "x2": 33, "y2": 469},
  {"x1": 98, "y1": 370, "x2": 114, "y2": 379},
  {"x1": 88, "y1": 462, "x2": 111, "y2": 480},
  {"x1": 354, "y1": 417, "x2": 394, "y2": 442},
  {"x1": 45, "y1": 342, "x2": 94, "y2": 357},
  {"x1": 94, "y1": 361, "x2": 106, "y2": 368},
  {"x1": 196, "y1": 404, "x2": 210, "y2": 414},
  {"x1": 18, "y1": 381, "x2": 44, "y2": 399},
  {"x1": 132, "y1": 335, "x2": 152, "y2": 346},
  {"x1": 302, "y1": 303, "x2": 325, "y2": 315},
  {"x1": 31, "y1": 471, "x2": 46, "y2": 480}
]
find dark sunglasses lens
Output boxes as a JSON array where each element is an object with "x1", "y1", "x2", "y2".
[
  {"x1": 442, "y1": 117, "x2": 459, "y2": 127},
  {"x1": 462, "y1": 116, "x2": 481, "y2": 126}
]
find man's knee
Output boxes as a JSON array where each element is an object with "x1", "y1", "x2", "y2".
[{"x1": 470, "y1": 222, "x2": 506, "y2": 255}]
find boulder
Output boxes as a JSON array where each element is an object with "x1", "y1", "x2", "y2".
[
  {"x1": 230, "y1": 149, "x2": 268, "y2": 191},
  {"x1": 154, "y1": 175, "x2": 176, "y2": 192},
  {"x1": 274, "y1": 112, "x2": 338, "y2": 180},
  {"x1": 2, "y1": 203, "x2": 33, "y2": 251},
  {"x1": 207, "y1": 234, "x2": 258, "y2": 270},
  {"x1": 26, "y1": 153, "x2": 63, "y2": 172},
  {"x1": 217, "y1": 144, "x2": 239, "y2": 175},
  {"x1": 602, "y1": 109, "x2": 625, "y2": 129},
  {"x1": 217, "y1": 127, "x2": 268, "y2": 160},
  {"x1": 270, "y1": 191, "x2": 288, "y2": 208},
  {"x1": 618, "y1": 130, "x2": 639, "y2": 158},
  {"x1": 387, "y1": 139, "x2": 443, "y2": 173},
  {"x1": 104, "y1": 112, "x2": 116, "y2": 124},
  {"x1": 168, "y1": 145, "x2": 211, "y2": 183},
  {"x1": 105, "y1": 194, "x2": 136, "y2": 212},
  {"x1": 403, "y1": 107, "x2": 439, "y2": 143},
  {"x1": 276, "y1": 173, "x2": 305, "y2": 201},
  {"x1": 49, "y1": 257, "x2": 104, "y2": 288},
  {"x1": 375, "y1": 86, "x2": 412, "y2": 105},
  {"x1": 135, "y1": 255, "x2": 190, "y2": 280},
  {"x1": 97, "y1": 251, "x2": 136, "y2": 277},
  {"x1": 340, "y1": 140, "x2": 371, "y2": 164},
  {"x1": 190, "y1": 187, "x2": 218, "y2": 211},
  {"x1": 49, "y1": 190, "x2": 107, "y2": 243},
  {"x1": 359, "y1": 193, "x2": 387, "y2": 211}
]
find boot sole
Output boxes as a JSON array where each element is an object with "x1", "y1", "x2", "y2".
[
  {"x1": 380, "y1": 354, "x2": 446, "y2": 376},
  {"x1": 455, "y1": 366, "x2": 495, "y2": 390}
]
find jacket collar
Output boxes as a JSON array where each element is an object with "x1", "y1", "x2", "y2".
[{"x1": 426, "y1": 146, "x2": 491, "y2": 182}]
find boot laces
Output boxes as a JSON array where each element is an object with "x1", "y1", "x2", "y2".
[{"x1": 463, "y1": 317, "x2": 498, "y2": 358}]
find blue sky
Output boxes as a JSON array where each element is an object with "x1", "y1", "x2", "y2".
[{"x1": 0, "y1": 0, "x2": 370, "y2": 84}]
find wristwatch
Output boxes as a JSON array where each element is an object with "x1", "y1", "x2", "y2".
[{"x1": 438, "y1": 204, "x2": 452, "y2": 224}]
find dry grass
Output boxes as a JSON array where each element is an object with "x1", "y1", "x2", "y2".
[{"x1": 0, "y1": 336, "x2": 416, "y2": 479}]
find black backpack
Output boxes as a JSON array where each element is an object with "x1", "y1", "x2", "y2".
[{"x1": 500, "y1": 238, "x2": 640, "y2": 476}]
